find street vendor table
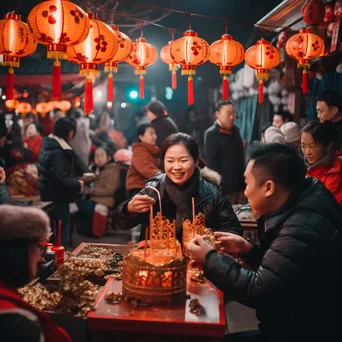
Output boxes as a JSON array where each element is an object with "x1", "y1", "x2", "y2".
[
  {"x1": 84, "y1": 242, "x2": 226, "y2": 342},
  {"x1": 10, "y1": 194, "x2": 54, "y2": 213}
]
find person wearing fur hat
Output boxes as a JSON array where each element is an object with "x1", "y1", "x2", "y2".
[
  {"x1": 114, "y1": 133, "x2": 242, "y2": 243},
  {"x1": 0, "y1": 205, "x2": 71, "y2": 342},
  {"x1": 126, "y1": 123, "x2": 161, "y2": 198},
  {"x1": 280, "y1": 122, "x2": 301, "y2": 147},
  {"x1": 264, "y1": 126, "x2": 286, "y2": 144}
]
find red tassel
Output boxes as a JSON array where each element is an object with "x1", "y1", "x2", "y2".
[
  {"x1": 52, "y1": 61, "x2": 61, "y2": 100},
  {"x1": 302, "y1": 69, "x2": 308, "y2": 94},
  {"x1": 6, "y1": 68, "x2": 14, "y2": 100},
  {"x1": 108, "y1": 73, "x2": 113, "y2": 102},
  {"x1": 258, "y1": 80, "x2": 264, "y2": 104},
  {"x1": 139, "y1": 75, "x2": 144, "y2": 99},
  {"x1": 84, "y1": 78, "x2": 94, "y2": 115},
  {"x1": 188, "y1": 76, "x2": 194, "y2": 105},
  {"x1": 172, "y1": 70, "x2": 177, "y2": 90},
  {"x1": 222, "y1": 76, "x2": 229, "y2": 100}
]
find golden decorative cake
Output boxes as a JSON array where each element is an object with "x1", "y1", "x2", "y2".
[{"x1": 122, "y1": 214, "x2": 188, "y2": 305}]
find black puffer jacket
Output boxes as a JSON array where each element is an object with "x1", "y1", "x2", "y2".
[
  {"x1": 38, "y1": 136, "x2": 80, "y2": 202},
  {"x1": 113, "y1": 167, "x2": 242, "y2": 241},
  {"x1": 204, "y1": 178, "x2": 342, "y2": 341}
]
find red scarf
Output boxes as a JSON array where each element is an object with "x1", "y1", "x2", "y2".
[{"x1": 0, "y1": 282, "x2": 71, "y2": 342}]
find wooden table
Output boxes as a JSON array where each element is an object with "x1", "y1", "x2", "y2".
[
  {"x1": 88, "y1": 274, "x2": 226, "y2": 342},
  {"x1": 10, "y1": 195, "x2": 53, "y2": 213}
]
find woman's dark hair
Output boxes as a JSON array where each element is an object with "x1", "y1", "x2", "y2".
[
  {"x1": 53, "y1": 116, "x2": 77, "y2": 142},
  {"x1": 136, "y1": 123, "x2": 155, "y2": 141},
  {"x1": 274, "y1": 111, "x2": 293, "y2": 123},
  {"x1": 145, "y1": 100, "x2": 166, "y2": 117},
  {"x1": 25, "y1": 122, "x2": 43, "y2": 136},
  {"x1": 301, "y1": 120, "x2": 337, "y2": 146},
  {"x1": 160, "y1": 133, "x2": 205, "y2": 170},
  {"x1": 0, "y1": 240, "x2": 31, "y2": 287}
]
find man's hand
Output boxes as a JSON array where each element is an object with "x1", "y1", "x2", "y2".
[
  {"x1": 187, "y1": 235, "x2": 215, "y2": 264},
  {"x1": 0, "y1": 167, "x2": 6, "y2": 184},
  {"x1": 214, "y1": 232, "x2": 253, "y2": 255},
  {"x1": 79, "y1": 180, "x2": 84, "y2": 193},
  {"x1": 127, "y1": 194, "x2": 156, "y2": 214}
]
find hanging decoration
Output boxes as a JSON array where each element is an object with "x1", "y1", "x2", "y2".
[
  {"x1": 67, "y1": 13, "x2": 118, "y2": 114},
  {"x1": 245, "y1": 39, "x2": 281, "y2": 103},
  {"x1": 160, "y1": 29, "x2": 178, "y2": 90},
  {"x1": 17, "y1": 102, "x2": 32, "y2": 115},
  {"x1": 27, "y1": 0, "x2": 91, "y2": 100},
  {"x1": 209, "y1": 33, "x2": 244, "y2": 100},
  {"x1": 36, "y1": 102, "x2": 52, "y2": 118},
  {"x1": 170, "y1": 29, "x2": 210, "y2": 105},
  {"x1": 126, "y1": 37, "x2": 158, "y2": 100},
  {"x1": 105, "y1": 26, "x2": 133, "y2": 102},
  {"x1": 302, "y1": 0, "x2": 325, "y2": 26},
  {"x1": 55, "y1": 100, "x2": 71, "y2": 112},
  {"x1": 5, "y1": 99, "x2": 19, "y2": 110},
  {"x1": 0, "y1": 13, "x2": 37, "y2": 100},
  {"x1": 285, "y1": 28, "x2": 324, "y2": 94}
]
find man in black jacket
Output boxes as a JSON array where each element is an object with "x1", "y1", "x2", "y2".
[
  {"x1": 316, "y1": 91, "x2": 342, "y2": 151},
  {"x1": 188, "y1": 143, "x2": 342, "y2": 341},
  {"x1": 204, "y1": 100, "x2": 245, "y2": 203},
  {"x1": 145, "y1": 100, "x2": 178, "y2": 147}
]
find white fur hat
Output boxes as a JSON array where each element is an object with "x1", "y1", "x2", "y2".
[
  {"x1": 280, "y1": 122, "x2": 301, "y2": 144},
  {"x1": 0, "y1": 205, "x2": 51, "y2": 242},
  {"x1": 264, "y1": 126, "x2": 286, "y2": 144}
]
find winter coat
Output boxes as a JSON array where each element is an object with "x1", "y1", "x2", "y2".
[
  {"x1": 204, "y1": 123, "x2": 245, "y2": 194},
  {"x1": 151, "y1": 115, "x2": 179, "y2": 147},
  {"x1": 204, "y1": 178, "x2": 342, "y2": 341},
  {"x1": 333, "y1": 119, "x2": 342, "y2": 152},
  {"x1": 306, "y1": 152, "x2": 342, "y2": 205},
  {"x1": 126, "y1": 142, "x2": 160, "y2": 191},
  {"x1": 113, "y1": 167, "x2": 242, "y2": 241},
  {"x1": 0, "y1": 158, "x2": 10, "y2": 204},
  {"x1": 0, "y1": 281, "x2": 71, "y2": 342},
  {"x1": 7, "y1": 169, "x2": 39, "y2": 196},
  {"x1": 38, "y1": 135, "x2": 80, "y2": 202},
  {"x1": 23, "y1": 135, "x2": 43, "y2": 163},
  {"x1": 90, "y1": 162, "x2": 121, "y2": 208},
  {"x1": 69, "y1": 118, "x2": 91, "y2": 166}
]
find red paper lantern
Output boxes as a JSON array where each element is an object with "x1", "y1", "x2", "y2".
[
  {"x1": 55, "y1": 100, "x2": 71, "y2": 112},
  {"x1": 126, "y1": 37, "x2": 158, "y2": 100},
  {"x1": 0, "y1": 13, "x2": 37, "y2": 100},
  {"x1": 285, "y1": 28, "x2": 324, "y2": 94},
  {"x1": 245, "y1": 39, "x2": 281, "y2": 103},
  {"x1": 36, "y1": 102, "x2": 52, "y2": 118},
  {"x1": 5, "y1": 99, "x2": 19, "y2": 110},
  {"x1": 17, "y1": 102, "x2": 32, "y2": 115},
  {"x1": 105, "y1": 26, "x2": 133, "y2": 102},
  {"x1": 170, "y1": 30, "x2": 210, "y2": 105},
  {"x1": 160, "y1": 42, "x2": 179, "y2": 90},
  {"x1": 209, "y1": 34, "x2": 244, "y2": 100},
  {"x1": 28, "y1": 0, "x2": 91, "y2": 100},
  {"x1": 67, "y1": 13, "x2": 118, "y2": 115}
]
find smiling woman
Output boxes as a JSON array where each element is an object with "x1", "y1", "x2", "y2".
[{"x1": 114, "y1": 133, "x2": 242, "y2": 243}]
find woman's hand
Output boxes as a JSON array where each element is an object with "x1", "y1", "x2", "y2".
[
  {"x1": 127, "y1": 194, "x2": 156, "y2": 214},
  {"x1": 214, "y1": 232, "x2": 253, "y2": 255}
]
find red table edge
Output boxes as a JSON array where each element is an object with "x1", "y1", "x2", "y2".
[{"x1": 88, "y1": 278, "x2": 226, "y2": 337}]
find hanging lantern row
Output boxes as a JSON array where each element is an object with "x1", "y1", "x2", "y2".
[{"x1": 0, "y1": 0, "x2": 328, "y2": 111}]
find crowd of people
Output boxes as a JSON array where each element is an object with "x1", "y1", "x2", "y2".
[{"x1": 1, "y1": 90, "x2": 342, "y2": 341}]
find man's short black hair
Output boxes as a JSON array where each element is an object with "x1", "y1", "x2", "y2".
[
  {"x1": 274, "y1": 111, "x2": 293, "y2": 123},
  {"x1": 215, "y1": 100, "x2": 235, "y2": 112},
  {"x1": 246, "y1": 142, "x2": 306, "y2": 189},
  {"x1": 317, "y1": 91, "x2": 342, "y2": 113},
  {"x1": 53, "y1": 116, "x2": 77, "y2": 142},
  {"x1": 136, "y1": 123, "x2": 155, "y2": 141}
]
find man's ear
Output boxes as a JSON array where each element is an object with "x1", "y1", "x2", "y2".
[{"x1": 264, "y1": 180, "x2": 276, "y2": 198}]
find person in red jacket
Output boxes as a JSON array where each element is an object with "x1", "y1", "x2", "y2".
[
  {"x1": 126, "y1": 123, "x2": 161, "y2": 198},
  {"x1": 301, "y1": 120, "x2": 342, "y2": 205},
  {"x1": 23, "y1": 123, "x2": 43, "y2": 162},
  {"x1": 0, "y1": 205, "x2": 71, "y2": 342}
]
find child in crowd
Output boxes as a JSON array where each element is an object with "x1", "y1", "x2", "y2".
[
  {"x1": 76, "y1": 145, "x2": 120, "y2": 237},
  {"x1": 264, "y1": 126, "x2": 286, "y2": 144},
  {"x1": 301, "y1": 120, "x2": 342, "y2": 205},
  {"x1": 23, "y1": 123, "x2": 43, "y2": 162},
  {"x1": 126, "y1": 123, "x2": 161, "y2": 198},
  {"x1": 281, "y1": 121, "x2": 301, "y2": 147}
]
